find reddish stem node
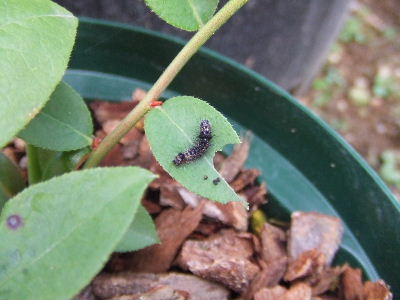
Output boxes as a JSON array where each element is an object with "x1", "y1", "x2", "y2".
[
  {"x1": 92, "y1": 137, "x2": 102, "y2": 150},
  {"x1": 150, "y1": 101, "x2": 163, "y2": 107}
]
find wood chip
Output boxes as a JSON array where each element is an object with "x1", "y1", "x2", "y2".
[
  {"x1": 100, "y1": 144, "x2": 125, "y2": 167},
  {"x1": 159, "y1": 272, "x2": 230, "y2": 300},
  {"x1": 108, "y1": 286, "x2": 189, "y2": 300},
  {"x1": 231, "y1": 169, "x2": 260, "y2": 192},
  {"x1": 102, "y1": 119, "x2": 120, "y2": 135},
  {"x1": 340, "y1": 266, "x2": 365, "y2": 300},
  {"x1": 364, "y1": 280, "x2": 393, "y2": 300},
  {"x1": 13, "y1": 138, "x2": 26, "y2": 152},
  {"x1": 254, "y1": 283, "x2": 312, "y2": 300},
  {"x1": 285, "y1": 283, "x2": 313, "y2": 300},
  {"x1": 134, "y1": 136, "x2": 156, "y2": 169},
  {"x1": 243, "y1": 257, "x2": 288, "y2": 299},
  {"x1": 195, "y1": 220, "x2": 221, "y2": 236},
  {"x1": 92, "y1": 272, "x2": 229, "y2": 300},
  {"x1": 177, "y1": 187, "x2": 248, "y2": 231},
  {"x1": 307, "y1": 266, "x2": 344, "y2": 296},
  {"x1": 242, "y1": 183, "x2": 268, "y2": 211},
  {"x1": 92, "y1": 273, "x2": 158, "y2": 299},
  {"x1": 121, "y1": 141, "x2": 141, "y2": 161},
  {"x1": 90, "y1": 101, "x2": 137, "y2": 124},
  {"x1": 159, "y1": 181, "x2": 185, "y2": 209},
  {"x1": 132, "y1": 88, "x2": 147, "y2": 102},
  {"x1": 177, "y1": 229, "x2": 259, "y2": 293},
  {"x1": 241, "y1": 222, "x2": 289, "y2": 298},
  {"x1": 288, "y1": 212, "x2": 343, "y2": 265},
  {"x1": 284, "y1": 249, "x2": 326, "y2": 282},
  {"x1": 73, "y1": 285, "x2": 95, "y2": 300},
  {"x1": 254, "y1": 285, "x2": 287, "y2": 300},
  {"x1": 219, "y1": 133, "x2": 251, "y2": 182},
  {"x1": 2, "y1": 147, "x2": 18, "y2": 165},
  {"x1": 122, "y1": 205, "x2": 204, "y2": 273},
  {"x1": 141, "y1": 197, "x2": 162, "y2": 214},
  {"x1": 260, "y1": 223, "x2": 287, "y2": 263},
  {"x1": 219, "y1": 201, "x2": 248, "y2": 231},
  {"x1": 120, "y1": 127, "x2": 143, "y2": 146}
]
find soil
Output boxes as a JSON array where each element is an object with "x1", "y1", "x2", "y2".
[{"x1": 299, "y1": 0, "x2": 400, "y2": 197}]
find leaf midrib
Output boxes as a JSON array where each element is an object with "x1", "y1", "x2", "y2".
[
  {"x1": 186, "y1": 0, "x2": 204, "y2": 28},
  {"x1": 38, "y1": 111, "x2": 92, "y2": 143}
]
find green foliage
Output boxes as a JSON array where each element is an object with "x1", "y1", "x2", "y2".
[
  {"x1": 383, "y1": 27, "x2": 398, "y2": 40},
  {"x1": 32, "y1": 146, "x2": 90, "y2": 182},
  {"x1": 380, "y1": 151, "x2": 400, "y2": 189},
  {"x1": 339, "y1": 16, "x2": 367, "y2": 44},
  {"x1": 145, "y1": 96, "x2": 245, "y2": 205},
  {"x1": 19, "y1": 82, "x2": 93, "y2": 151},
  {"x1": 0, "y1": 0, "x2": 78, "y2": 148},
  {"x1": 349, "y1": 78, "x2": 371, "y2": 106},
  {"x1": 145, "y1": 0, "x2": 219, "y2": 31},
  {"x1": 115, "y1": 204, "x2": 159, "y2": 252},
  {"x1": 0, "y1": 153, "x2": 25, "y2": 209},
  {"x1": 329, "y1": 119, "x2": 350, "y2": 132},
  {"x1": 0, "y1": 167, "x2": 156, "y2": 300},
  {"x1": 373, "y1": 68, "x2": 400, "y2": 99},
  {"x1": 312, "y1": 67, "x2": 345, "y2": 107}
]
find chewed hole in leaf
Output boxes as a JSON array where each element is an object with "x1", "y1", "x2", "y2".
[{"x1": 144, "y1": 96, "x2": 246, "y2": 206}]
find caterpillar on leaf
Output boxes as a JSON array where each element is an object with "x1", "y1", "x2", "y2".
[{"x1": 173, "y1": 120, "x2": 212, "y2": 166}]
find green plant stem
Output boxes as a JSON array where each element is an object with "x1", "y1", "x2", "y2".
[
  {"x1": 84, "y1": 0, "x2": 248, "y2": 169},
  {"x1": 27, "y1": 144, "x2": 41, "y2": 185}
]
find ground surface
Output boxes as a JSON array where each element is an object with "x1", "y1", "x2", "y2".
[{"x1": 299, "y1": 0, "x2": 400, "y2": 198}]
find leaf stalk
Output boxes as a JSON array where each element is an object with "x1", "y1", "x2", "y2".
[{"x1": 27, "y1": 144, "x2": 41, "y2": 185}]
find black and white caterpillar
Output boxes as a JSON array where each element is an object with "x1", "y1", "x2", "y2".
[{"x1": 173, "y1": 120, "x2": 212, "y2": 166}]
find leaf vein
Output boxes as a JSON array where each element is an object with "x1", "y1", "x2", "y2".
[
  {"x1": 186, "y1": 0, "x2": 204, "y2": 28},
  {"x1": 39, "y1": 112, "x2": 92, "y2": 143}
]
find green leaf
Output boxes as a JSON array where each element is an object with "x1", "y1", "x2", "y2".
[
  {"x1": 115, "y1": 204, "x2": 159, "y2": 252},
  {"x1": 145, "y1": 96, "x2": 244, "y2": 205},
  {"x1": 145, "y1": 0, "x2": 219, "y2": 31},
  {"x1": 35, "y1": 146, "x2": 90, "y2": 182},
  {"x1": 0, "y1": 153, "x2": 25, "y2": 209},
  {"x1": 19, "y1": 82, "x2": 93, "y2": 151},
  {"x1": 0, "y1": 0, "x2": 78, "y2": 148},
  {"x1": 0, "y1": 167, "x2": 156, "y2": 300}
]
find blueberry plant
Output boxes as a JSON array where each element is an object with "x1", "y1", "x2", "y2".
[{"x1": 0, "y1": 0, "x2": 248, "y2": 298}]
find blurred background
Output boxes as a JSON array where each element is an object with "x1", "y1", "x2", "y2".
[{"x1": 56, "y1": 0, "x2": 400, "y2": 197}]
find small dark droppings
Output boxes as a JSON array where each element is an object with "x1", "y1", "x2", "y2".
[
  {"x1": 204, "y1": 175, "x2": 208, "y2": 180},
  {"x1": 213, "y1": 177, "x2": 221, "y2": 185},
  {"x1": 7, "y1": 215, "x2": 23, "y2": 230}
]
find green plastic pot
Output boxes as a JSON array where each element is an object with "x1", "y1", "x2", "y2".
[{"x1": 65, "y1": 18, "x2": 400, "y2": 294}]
